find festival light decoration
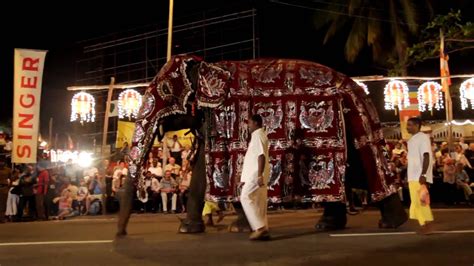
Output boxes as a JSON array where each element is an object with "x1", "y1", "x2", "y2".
[
  {"x1": 417, "y1": 81, "x2": 444, "y2": 112},
  {"x1": 118, "y1": 89, "x2": 142, "y2": 119},
  {"x1": 356, "y1": 81, "x2": 370, "y2": 95},
  {"x1": 70, "y1": 92, "x2": 96, "y2": 123},
  {"x1": 460, "y1": 77, "x2": 474, "y2": 110},
  {"x1": 450, "y1": 119, "x2": 474, "y2": 126},
  {"x1": 383, "y1": 80, "x2": 410, "y2": 113}
]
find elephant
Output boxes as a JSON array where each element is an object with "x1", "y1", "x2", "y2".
[{"x1": 116, "y1": 55, "x2": 407, "y2": 237}]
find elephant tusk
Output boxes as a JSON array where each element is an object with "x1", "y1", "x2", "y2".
[{"x1": 159, "y1": 124, "x2": 164, "y2": 137}]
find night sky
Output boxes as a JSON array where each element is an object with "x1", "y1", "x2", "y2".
[{"x1": 1, "y1": 0, "x2": 473, "y2": 139}]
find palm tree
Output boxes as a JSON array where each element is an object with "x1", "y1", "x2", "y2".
[{"x1": 314, "y1": 0, "x2": 431, "y2": 75}]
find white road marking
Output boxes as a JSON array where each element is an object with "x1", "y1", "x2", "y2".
[
  {"x1": 330, "y1": 229, "x2": 474, "y2": 237},
  {"x1": 0, "y1": 240, "x2": 113, "y2": 247},
  {"x1": 330, "y1": 232, "x2": 416, "y2": 237}
]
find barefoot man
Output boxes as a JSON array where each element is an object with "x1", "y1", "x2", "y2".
[
  {"x1": 240, "y1": 114, "x2": 270, "y2": 240},
  {"x1": 406, "y1": 117, "x2": 434, "y2": 234}
]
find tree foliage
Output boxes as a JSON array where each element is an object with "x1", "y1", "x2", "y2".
[{"x1": 390, "y1": 10, "x2": 474, "y2": 75}]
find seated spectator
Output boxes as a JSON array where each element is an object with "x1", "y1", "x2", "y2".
[
  {"x1": 112, "y1": 161, "x2": 128, "y2": 196},
  {"x1": 148, "y1": 159, "x2": 163, "y2": 179},
  {"x1": 86, "y1": 174, "x2": 103, "y2": 215},
  {"x1": 76, "y1": 179, "x2": 89, "y2": 215},
  {"x1": 454, "y1": 144, "x2": 472, "y2": 168},
  {"x1": 443, "y1": 158, "x2": 457, "y2": 204},
  {"x1": 398, "y1": 151, "x2": 408, "y2": 167},
  {"x1": 165, "y1": 157, "x2": 181, "y2": 178},
  {"x1": 181, "y1": 145, "x2": 191, "y2": 163},
  {"x1": 54, "y1": 189, "x2": 73, "y2": 220},
  {"x1": 443, "y1": 158, "x2": 456, "y2": 185},
  {"x1": 454, "y1": 162, "x2": 474, "y2": 202},
  {"x1": 151, "y1": 172, "x2": 162, "y2": 213},
  {"x1": 391, "y1": 142, "x2": 406, "y2": 160},
  {"x1": 160, "y1": 170, "x2": 178, "y2": 213}
]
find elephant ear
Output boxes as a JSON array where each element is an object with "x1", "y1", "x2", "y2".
[{"x1": 196, "y1": 61, "x2": 231, "y2": 108}]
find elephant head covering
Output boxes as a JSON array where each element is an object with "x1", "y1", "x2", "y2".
[
  {"x1": 127, "y1": 55, "x2": 201, "y2": 181},
  {"x1": 129, "y1": 55, "x2": 397, "y2": 204}
]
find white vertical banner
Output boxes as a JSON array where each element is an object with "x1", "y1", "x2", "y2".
[{"x1": 12, "y1": 49, "x2": 47, "y2": 163}]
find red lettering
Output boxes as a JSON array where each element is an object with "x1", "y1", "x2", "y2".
[
  {"x1": 22, "y1": 58, "x2": 39, "y2": 71},
  {"x1": 18, "y1": 113, "x2": 34, "y2": 129},
  {"x1": 16, "y1": 145, "x2": 31, "y2": 158},
  {"x1": 20, "y1": 94, "x2": 35, "y2": 108},
  {"x1": 18, "y1": 135, "x2": 32, "y2": 140},
  {"x1": 21, "y1": 76, "x2": 38, "y2": 88}
]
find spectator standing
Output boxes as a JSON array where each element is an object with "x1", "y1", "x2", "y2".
[
  {"x1": 35, "y1": 162, "x2": 49, "y2": 220},
  {"x1": 16, "y1": 165, "x2": 35, "y2": 220},
  {"x1": 168, "y1": 135, "x2": 183, "y2": 165},
  {"x1": 6, "y1": 168, "x2": 20, "y2": 221},
  {"x1": 0, "y1": 157, "x2": 11, "y2": 223}
]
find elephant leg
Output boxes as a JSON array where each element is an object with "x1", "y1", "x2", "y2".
[
  {"x1": 377, "y1": 193, "x2": 408, "y2": 229},
  {"x1": 228, "y1": 202, "x2": 251, "y2": 233},
  {"x1": 179, "y1": 137, "x2": 206, "y2": 234},
  {"x1": 116, "y1": 178, "x2": 134, "y2": 237},
  {"x1": 315, "y1": 202, "x2": 347, "y2": 231}
]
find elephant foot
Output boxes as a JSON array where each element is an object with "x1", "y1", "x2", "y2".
[
  {"x1": 378, "y1": 194, "x2": 408, "y2": 229},
  {"x1": 228, "y1": 219, "x2": 251, "y2": 233},
  {"x1": 115, "y1": 230, "x2": 127, "y2": 238},
  {"x1": 315, "y1": 202, "x2": 347, "y2": 231},
  {"x1": 178, "y1": 218, "x2": 205, "y2": 234},
  {"x1": 315, "y1": 216, "x2": 346, "y2": 231}
]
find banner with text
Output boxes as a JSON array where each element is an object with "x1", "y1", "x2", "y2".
[{"x1": 13, "y1": 49, "x2": 47, "y2": 163}]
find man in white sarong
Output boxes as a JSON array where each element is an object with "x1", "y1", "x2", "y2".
[{"x1": 240, "y1": 114, "x2": 270, "y2": 240}]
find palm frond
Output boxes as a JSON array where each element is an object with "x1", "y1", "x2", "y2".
[
  {"x1": 345, "y1": 18, "x2": 367, "y2": 62},
  {"x1": 400, "y1": 0, "x2": 418, "y2": 33}
]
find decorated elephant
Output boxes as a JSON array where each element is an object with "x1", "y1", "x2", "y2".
[{"x1": 116, "y1": 55, "x2": 407, "y2": 237}]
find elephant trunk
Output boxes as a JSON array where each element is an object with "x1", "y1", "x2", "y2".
[
  {"x1": 116, "y1": 177, "x2": 134, "y2": 237},
  {"x1": 185, "y1": 128, "x2": 207, "y2": 222}
]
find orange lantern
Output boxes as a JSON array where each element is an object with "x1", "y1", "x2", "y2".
[
  {"x1": 460, "y1": 78, "x2": 474, "y2": 110},
  {"x1": 118, "y1": 89, "x2": 142, "y2": 119},
  {"x1": 384, "y1": 80, "x2": 410, "y2": 113},
  {"x1": 70, "y1": 92, "x2": 95, "y2": 123},
  {"x1": 417, "y1": 81, "x2": 443, "y2": 112}
]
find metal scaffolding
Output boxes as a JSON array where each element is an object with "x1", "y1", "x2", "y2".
[{"x1": 72, "y1": 7, "x2": 259, "y2": 150}]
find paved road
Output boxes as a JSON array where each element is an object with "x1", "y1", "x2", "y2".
[{"x1": 0, "y1": 209, "x2": 473, "y2": 266}]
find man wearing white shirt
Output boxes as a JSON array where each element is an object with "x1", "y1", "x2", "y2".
[
  {"x1": 148, "y1": 160, "x2": 163, "y2": 178},
  {"x1": 240, "y1": 114, "x2": 270, "y2": 241},
  {"x1": 407, "y1": 117, "x2": 434, "y2": 234},
  {"x1": 168, "y1": 135, "x2": 183, "y2": 165}
]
